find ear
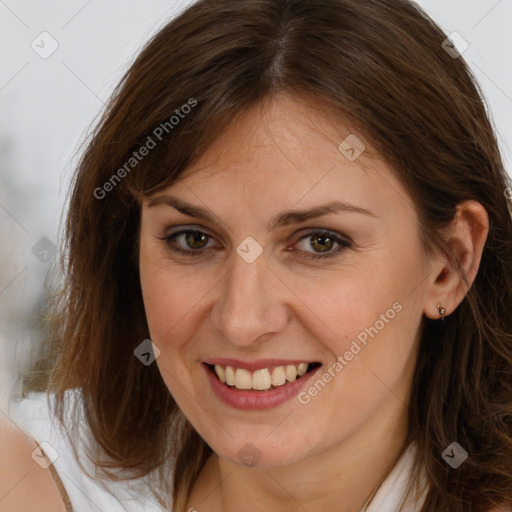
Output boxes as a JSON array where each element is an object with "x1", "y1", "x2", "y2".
[{"x1": 423, "y1": 200, "x2": 489, "y2": 320}]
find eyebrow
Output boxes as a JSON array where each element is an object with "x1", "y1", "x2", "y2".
[{"x1": 146, "y1": 194, "x2": 378, "y2": 229}]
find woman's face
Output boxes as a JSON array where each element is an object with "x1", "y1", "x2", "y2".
[{"x1": 139, "y1": 93, "x2": 436, "y2": 467}]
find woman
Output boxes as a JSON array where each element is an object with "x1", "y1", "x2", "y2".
[{"x1": 2, "y1": 0, "x2": 512, "y2": 511}]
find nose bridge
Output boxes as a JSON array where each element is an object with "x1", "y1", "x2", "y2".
[{"x1": 212, "y1": 248, "x2": 287, "y2": 346}]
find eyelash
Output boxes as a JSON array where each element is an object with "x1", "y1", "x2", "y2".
[{"x1": 157, "y1": 228, "x2": 352, "y2": 261}]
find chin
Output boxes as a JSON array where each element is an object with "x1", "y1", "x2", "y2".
[
  {"x1": 208, "y1": 434, "x2": 314, "y2": 469},
  {"x1": 220, "y1": 447, "x2": 306, "y2": 469}
]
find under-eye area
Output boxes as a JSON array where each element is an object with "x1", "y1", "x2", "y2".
[{"x1": 204, "y1": 362, "x2": 322, "y2": 391}]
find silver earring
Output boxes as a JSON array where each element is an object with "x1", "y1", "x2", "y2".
[{"x1": 437, "y1": 303, "x2": 446, "y2": 321}]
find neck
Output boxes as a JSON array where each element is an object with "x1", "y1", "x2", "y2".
[{"x1": 188, "y1": 395, "x2": 410, "y2": 512}]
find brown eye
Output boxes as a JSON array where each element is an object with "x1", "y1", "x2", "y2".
[
  {"x1": 293, "y1": 230, "x2": 352, "y2": 260},
  {"x1": 158, "y1": 229, "x2": 216, "y2": 257},
  {"x1": 309, "y1": 233, "x2": 335, "y2": 253},
  {"x1": 157, "y1": 228, "x2": 351, "y2": 261},
  {"x1": 183, "y1": 231, "x2": 210, "y2": 250}
]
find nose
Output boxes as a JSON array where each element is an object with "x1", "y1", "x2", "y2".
[{"x1": 211, "y1": 247, "x2": 290, "y2": 347}]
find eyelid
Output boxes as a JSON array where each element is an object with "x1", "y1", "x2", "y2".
[
  {"x1": 156, "y1": 225, "x2": 352, "y2": 260},
  {"x1": 160, "y1": 224, "x2": 351, "y2": 242},
  {"x1": 291, "y1": 229, "x2": 352, "y2": 260},
  {"x1": 292, "y1": 227, "x2": 352, "y2": 244}
]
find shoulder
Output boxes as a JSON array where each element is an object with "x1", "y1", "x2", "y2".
[
  {"x1": 0, "y1": 413, "x2": 66, "y2": 512},
  {"x1": 7, "y1": 391, "x2": 169, "y2": 512}
]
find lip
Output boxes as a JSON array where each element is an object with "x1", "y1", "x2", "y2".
[
  {"x1": 204, "y1": 358, "x2": 317, "y2": 371},
  {"x1": 203, "y1": 362, "x2": 322, "y2": 410}
]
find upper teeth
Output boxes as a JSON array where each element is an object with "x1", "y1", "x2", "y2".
[{"x1": 214, "y1": 363, "x2": 309, "y2": 391}]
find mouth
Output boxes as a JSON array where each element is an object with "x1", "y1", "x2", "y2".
[{"x1": 204, "y1": 361, "x2": 322, "y2": 392}]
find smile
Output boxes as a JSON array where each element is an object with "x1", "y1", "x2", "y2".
[
  {"x1": 203, "y1": 360, "x2": 322, "y2": 409},
  {"x1": 210, "y1": 363, "x2": 316, "y2": 391}
]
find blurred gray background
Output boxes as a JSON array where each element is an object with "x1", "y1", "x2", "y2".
[{"x1": 1, "y1": 0, "x2": 511, "y2": 408}]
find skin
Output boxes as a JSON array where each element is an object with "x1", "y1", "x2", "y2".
[
  {"x1": 0, "y1": 416, "x2": 66, "y2": 512},
  {"x1": 138, "y1": 92, "x2": 489, "y2": 512}
]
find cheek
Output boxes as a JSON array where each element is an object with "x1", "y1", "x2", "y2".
[
  {"x1": 296, "y1": 247, "x2": 422, "y2": 383},
  {"x1": 281, "y1": 263, "x2": 399, "y2": 352},
  {"x1": 139, "y1": 246, "x2": 216, "y2": 350},
  {"x1": 139, "y1": 261, "x2": 210, "y2": 391}
]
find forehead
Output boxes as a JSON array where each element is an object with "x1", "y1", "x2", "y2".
[
  {"x1": 180, "y1": 93, "x2": 366, "y2": 179},
  {"x1": 143, "y1": 92, "x2": 414, "y2": 223}
]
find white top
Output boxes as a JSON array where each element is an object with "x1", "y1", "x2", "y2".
[
  {"x1": 9, "y1": 391, "x2": 165, "y2": 512},
  {"x1": 366, "y1": 440, "x2": 428, "y2": 511},
  {"x1": 8, "y1": 392, "x2": 428, "y2": 512}
]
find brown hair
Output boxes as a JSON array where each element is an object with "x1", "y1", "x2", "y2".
[{"x1": 40, "y1": 0, "x2": 512, "y2": 510}]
